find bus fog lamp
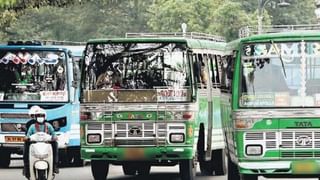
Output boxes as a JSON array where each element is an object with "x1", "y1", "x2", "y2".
[
  {"x1": 87, "y1": 133, "x2": 101, "y2": 144},
  {"x1": 170, "y1": 133, "x2": 185, "y2": 143},
  {"x1": 246, "y1": 145, "x2": 262, "y2": 156}
]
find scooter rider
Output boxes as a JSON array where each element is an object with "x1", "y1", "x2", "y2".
[{"x1": 23, "y1": 106, "x2": 59, "y2": 178}]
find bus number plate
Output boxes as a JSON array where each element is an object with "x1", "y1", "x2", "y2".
[
  {"x1": 292, "y1": 161, "x2": 320, "y2": 174},
  {"x1": 5, "y1": 136, "x2": 24, "y2": 143},
  {"x1": 124, "y1": 148, "x2": 145, "y2": 160}
]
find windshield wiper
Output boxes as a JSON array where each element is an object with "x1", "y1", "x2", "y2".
[{"x1": 271, "y1": 40, "x2": 287, "y2": 78}]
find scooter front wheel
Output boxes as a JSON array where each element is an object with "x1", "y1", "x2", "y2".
[{"x1": 37, "y1": 169, "x2": 47, "y2": 180}]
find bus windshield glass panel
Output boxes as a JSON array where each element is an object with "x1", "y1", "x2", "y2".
[
  {"x1": 0, "y1": 50, "x2": 68, "y2": 102},
  {"x1": 240, "y1": 41, "x2": 320, "y2": 107},
  {"x1": 82, "y1": 42, "x2": 192, "y2": 103}
]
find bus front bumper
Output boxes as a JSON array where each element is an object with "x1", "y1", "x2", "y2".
[
  {"x1": 239, "y1": 160, "x2": 320, "y2": 175},
  {"x1": 81, "y1": 146, "x2": 194, "y2": 162}
]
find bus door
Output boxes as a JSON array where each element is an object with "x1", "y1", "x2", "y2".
[
  {"x1": 208, "y1": 54, "x2": 224, "y2": 147},
  {"x1": 192, "y1": 53, "x2": 213, "y2": 160}
]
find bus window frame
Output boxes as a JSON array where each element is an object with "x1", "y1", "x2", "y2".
[
  {"x1": 187, "y1": 51, "x2": 197, "y2": 101},
  {"x1": 209, "y1": 54, "x2": 221, "y2": 88},
  {"x1": 220, "y1": 53, "x2": 235, "y2": 93}
]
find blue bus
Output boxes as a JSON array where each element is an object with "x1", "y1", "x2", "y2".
[{"x1": 0, "y1": 41, "x2": 85, "y2": 167}]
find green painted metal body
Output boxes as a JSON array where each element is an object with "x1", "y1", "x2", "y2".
[
  {"x1": 80, "y1": 36, "x2": 226, "y2": 165},
  {"x1": 195, "y1": 96, "x2": 222, "y2": 128},
  {"x1": 80, "y1": 115, "x2": 195, "y2": 162},
  {"x1": 81, "y1": 145, "x2": 194, "y2": 161},
  {"x1": 222, "y1": 31, "x2": 320, "y2": 176}
]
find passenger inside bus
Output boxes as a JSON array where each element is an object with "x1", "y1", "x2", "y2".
[
  {"x1": 96, "y1": 70, "x2": 113, "y2": 89},
  {"x1": 54, "y1": 64, "x2": 66, "y2": 90},
  {"x1": 193, "y1": 55, "x2": 208, "y2": 88},
  {"x1": 200, "y1": 61, "x2": 208, "y2": 86}
]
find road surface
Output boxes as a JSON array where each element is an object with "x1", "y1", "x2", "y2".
[{"x1": 0, "y1": 159, "x2": 318, "y2": 180}]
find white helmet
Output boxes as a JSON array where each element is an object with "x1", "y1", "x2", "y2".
[
  {"x1": 28, "y1": 105, "x2": 41, "y2": 119},
  {"x1": 34, "y1": 107, "x2": 47, "y2": 124}
]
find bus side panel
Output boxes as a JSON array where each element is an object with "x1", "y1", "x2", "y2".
[
  {"x1": 220, "y1": 93, "x2": 235, "y2": 158},
  {"x1": 194, "y1": 90, "x2": 210, "y2": 151},
  {"x1": 211, "y1": 94, "x2": 225, "y2": 150}
]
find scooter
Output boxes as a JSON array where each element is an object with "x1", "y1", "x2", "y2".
[{"x1": 28, "y1": 132, "x2": 55, "y2": 180}]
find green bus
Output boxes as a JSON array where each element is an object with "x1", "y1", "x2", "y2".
[
  {"x1": 222, "y1": 26, "x2": 320, "y2": 180},
  {"x1": 79, "y1": 32, "x2": 226, "y2": 180}
]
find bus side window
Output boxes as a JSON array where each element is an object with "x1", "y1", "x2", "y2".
[
  {"x1": 192, "y1": 53, "x2": 201, "y2": 86},
  {"x1": 192, "y1": 53, "x2": 209, "y2": 88},
  {"x1": 221, "y1": 55, "x2": 234, "y2": 93},
  {"x1": 209, "y1": 54, "x2": 221, "y2": 88},
  {"x1": 200, "y1": 54, "x2": 209, "y2": 88}
]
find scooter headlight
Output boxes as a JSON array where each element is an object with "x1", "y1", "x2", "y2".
[
  {"x1": 31, "y1": 150, "x2": 49, "y2": 159},
  {"x1": 31, "y1": 148, "x2": 49, "y2": 159}
]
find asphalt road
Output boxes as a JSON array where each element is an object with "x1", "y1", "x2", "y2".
[{"x1": 0, "y1": 159, "x2": 318, "y2": 180}]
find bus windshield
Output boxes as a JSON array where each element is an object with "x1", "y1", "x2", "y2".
[
  {"x1": 82, "y1": 42, "x2": 192, "y2": 103},
  {"x1": 240, "y1": 41, "x2": 320, "y2": 108},
  {"x1": 0, "y1": 50, "x2": 68, "y2": 102}
]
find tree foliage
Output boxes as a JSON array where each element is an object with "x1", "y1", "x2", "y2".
[
  {"x1": 0, "y1": 0, "x2": 318, "y2": 42},
  {"x1": 0, "y1": 0, "x2": 16, "y2": 8},
  {"x1": 209, "y1": 1, "x2": 257, "y2": 41},
  {"x1": 5, "y1": 1, "x2": 150, "y2": 41},
  {"x1": 148, "y1": 0, "x2": 225, "y2": 33}
]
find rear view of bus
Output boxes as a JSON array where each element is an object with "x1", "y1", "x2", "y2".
[{"x1": 223, "y1": 25, "x2": 320, "y2": 180}]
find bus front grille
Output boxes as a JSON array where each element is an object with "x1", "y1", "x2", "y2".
[
  {"x1": 245, "y1": 132, "x2": 277, "y2": 149},
  {"x1": 0, "y1": 123, "x2": 26, "y2": 132},
  {"x1": 280, "y1": 131, "x2": 319, "y2": 149},
  {"x1": 281, "y1": 151, "x2": 320, "y2": 158},
  {"x1": 245, "y1": 131, "x2": 320, "y2": 158},
  {"x1": 103, "y1": 122, "x2": 167, "y2": 146}
]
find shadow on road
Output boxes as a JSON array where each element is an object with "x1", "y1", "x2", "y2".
[
  {"x1": 107, "y1": 173, "x2": 180, "y2": 180},
  {"x1": 106, "y1": 172, "x2": 224, "y2": 180}
]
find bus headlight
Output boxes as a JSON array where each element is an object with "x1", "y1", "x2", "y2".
[
  {"x1": 246, "y1": 145, "x2": 262, "y2": 156},
  {"x1": 80, "y1": 112, "x2": 91, "y2": 121},
  {"x1": 173, "y1": 112, "x2": 194, "y2": 120},
  {"x1": 81, "y1": 112, "x2": 103, "y2": 121},
  {"x1": 90, "y1": 112, "x2": 102, "y2": 120},
  {"x1": 87, "y1": 133, "x2": 102, "y2": 144},
  {"x1": 235, "y1": 119, "x2": 261, "y2": 129},
  {"x1": 52, "y1": 120, "x2": 60, "y2": 129},
  {"x1": 170, "y1": 133, "x2": 185, "y2": 143}
]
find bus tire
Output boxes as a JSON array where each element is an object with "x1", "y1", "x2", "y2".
[
  {"x1": 137, "y1": 164, "x2": 151, "y2": 176},
  {"x1": 227, "y1": 156, "x2": 240, "y2": 180},
  {"x1": 72, "y1": 149, "x2": 84, "y2": 167},
  {"x1": 122, "y1": 164, "x2": 136, "y2": 175},
  {"x1": 0, "y1": 150, "x2": 10, "y2": 168},
  {"x1": 240, "y1": 174, "x2": 258, "y2": 180},
  {"x1": 213, "y1": 149, "x2": 226, "y2": 175},
  {"x1": 199, "y1": 155, "x2": 214, "y2": 175},
  {"x1": 91, "y1": 160, "x2": 109, "y2": 180},
  {"x1": 73, "y1": 158, "x2": 84, "y2": 167},
  {"x1": 179, "y1": 159, "x2": 196, "y2": 180},
  {"x1": 197, "y1": 123, "x2": 214, "y2": 175},
  {"x1": 60, "y1": 152, "x2": 71, "y2": 167}
]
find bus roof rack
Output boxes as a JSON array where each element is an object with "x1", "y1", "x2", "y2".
[
  {"x1": 6, "y1": 40, "x2": 86, "y2": 46},
  {"x1": 36, "y1": 40, "x2": 86, "y2": 46},
  {"x1": 7, "y1": 40, "x2": 42, "y2": 46},
  {"x1": 125, "y1": 32, "x2": 225, "y2": 42},
  {"x1": 239, "y1": 24, "x2": 320, "y2": 38}
]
